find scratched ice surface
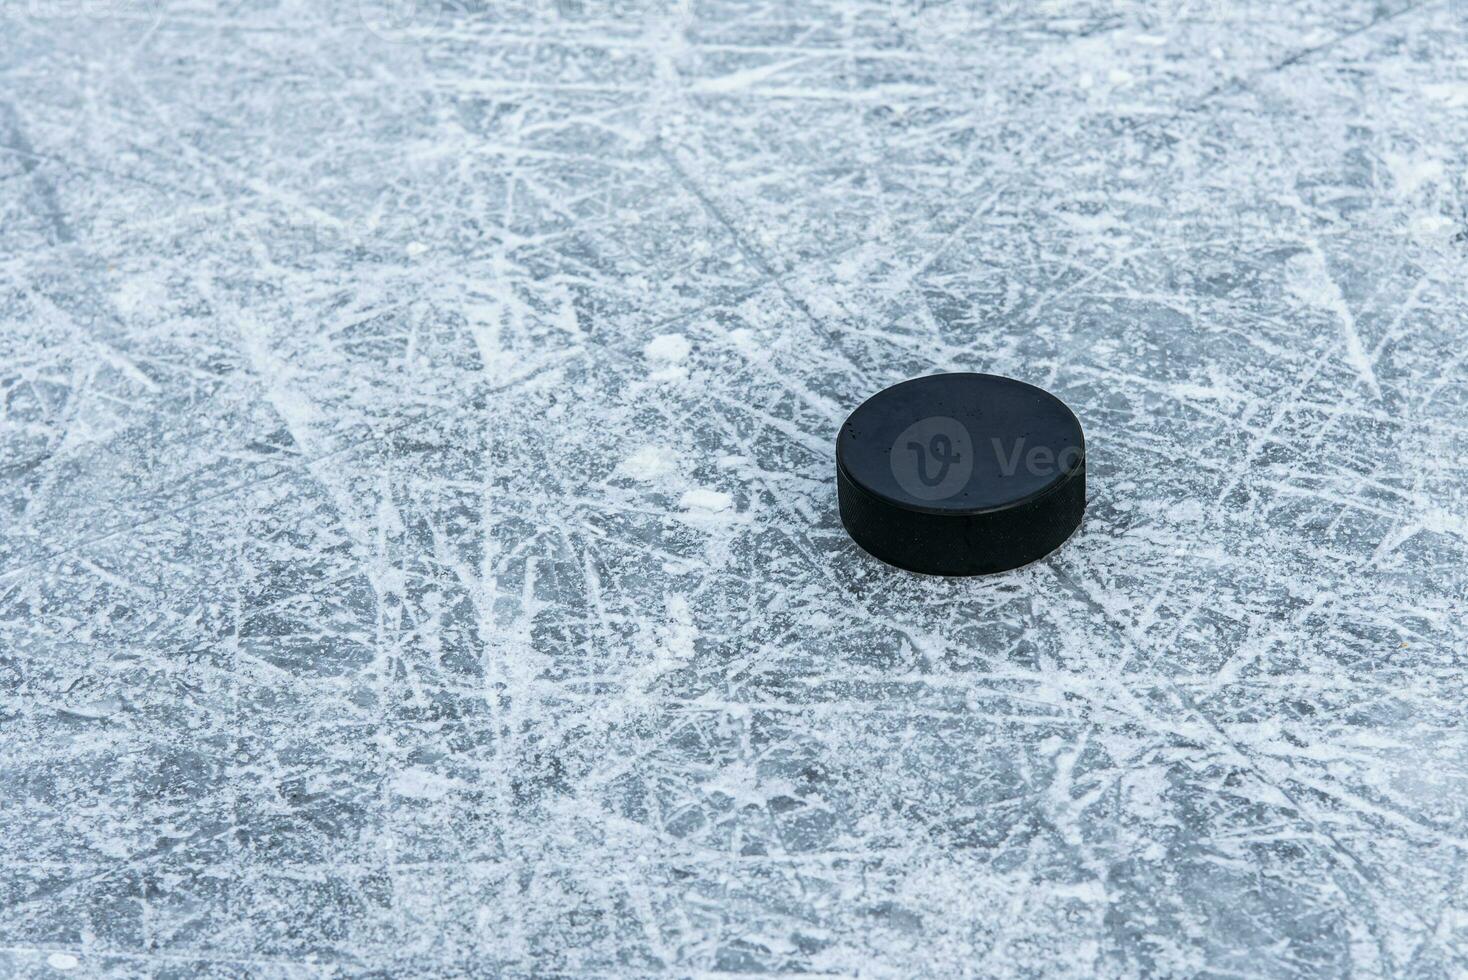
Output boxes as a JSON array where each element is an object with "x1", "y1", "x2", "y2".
[{"x1": 2, "y1": 0, "x2": 1467, "y2": 975}]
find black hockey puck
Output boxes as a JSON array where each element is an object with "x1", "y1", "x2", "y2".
[{"x1": 836, "y1": 373, "x2": 1085, "y2": 576}]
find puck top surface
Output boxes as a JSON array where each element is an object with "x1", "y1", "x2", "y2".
[{"x1": 836, "y1": 373, "x2": 1084, "y2": 514}]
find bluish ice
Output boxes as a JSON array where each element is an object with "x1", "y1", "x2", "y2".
[{"x1": 2, "y1": 0, "x2": 1466, "y2": 975}]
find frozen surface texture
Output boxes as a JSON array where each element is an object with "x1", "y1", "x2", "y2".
[{"x1": 2, "y1": 0, "x2": 1467, "y2": 976}]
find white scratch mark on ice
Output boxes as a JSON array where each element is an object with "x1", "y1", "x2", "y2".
[
  {"x1": 679, "y1": 488, "x2": 732, "y2": 512},
  {"x1": 1289, "y1": 246, "x2": 1381, "y2": 399}
]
